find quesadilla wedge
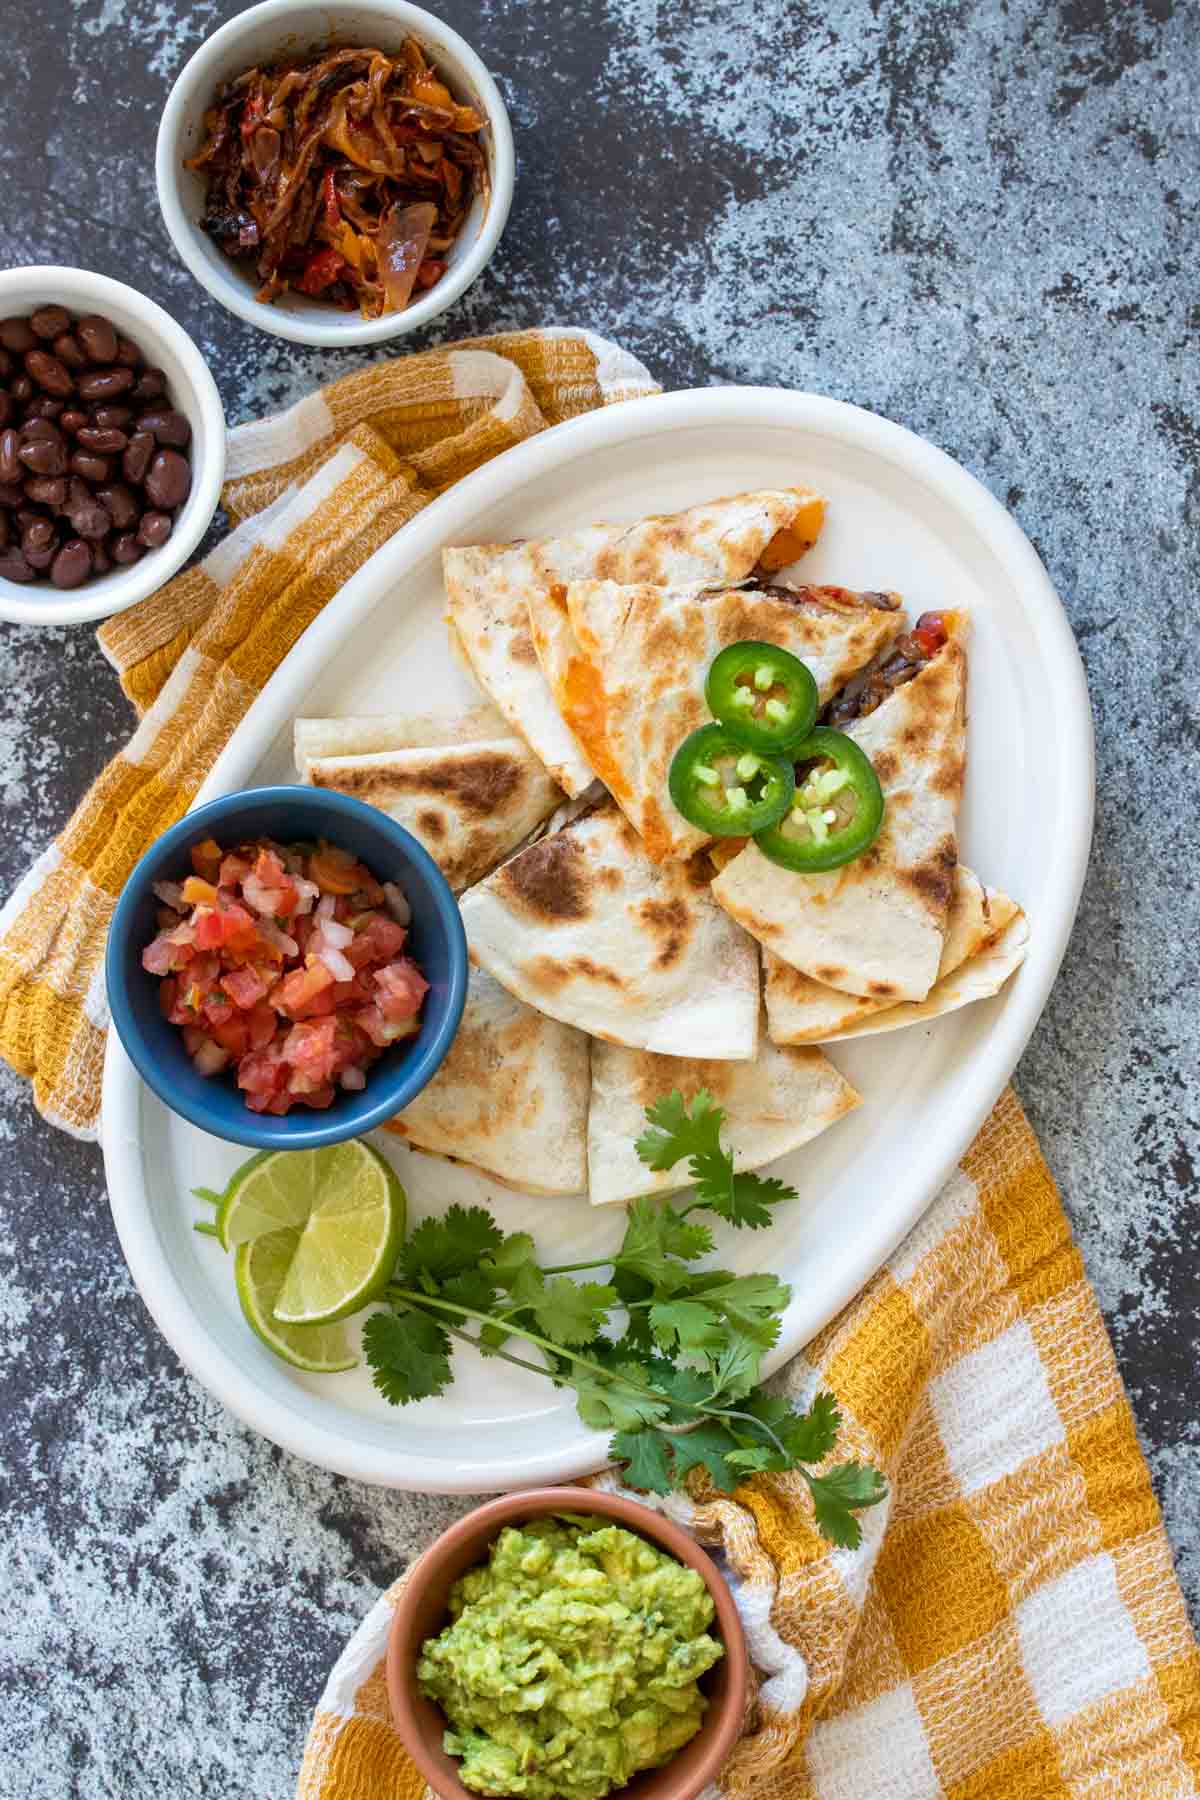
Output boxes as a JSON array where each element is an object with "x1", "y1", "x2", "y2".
[
  {"x1": 534, "y1": 580, "x2": 907, "y2": 863},
  {"x1": 294, "y1": 702, "x2": 509, "y2": 777},
  {"x1": 587, "y1": 1028, "x2": 860, "y2": 1206},
  {"x1": 764, "y1": 867, "x2": 1025, "y2": 1041},
  {"x1": 306, "y1": 736, "x2": 561, "y2": 893},
  {"x1": 443, "y1": 487, "x2": 825, "y2": 796},
  {"x1": 712, "y1": 612, "x2": 968, "y2": 1003},
  {"x1": 458, "y1": 799, "x2": 761, "y2": 1060},
  {"x1": 381, "y1": 965, "x2": 589, "y2": 1194}
]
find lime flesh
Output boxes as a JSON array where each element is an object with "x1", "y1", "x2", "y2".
[{"x1": 235, "y1": 1229, "x2": 359, "y2": 1373}]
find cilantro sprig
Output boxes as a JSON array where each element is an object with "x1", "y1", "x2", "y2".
[{"x1": 362, "y1": 1091, "x2": 887, "y2": 1547}]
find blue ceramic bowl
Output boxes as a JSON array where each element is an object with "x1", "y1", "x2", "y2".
[{"x1": 106, "y1": 786, "x2": 468, "y2": 1149}]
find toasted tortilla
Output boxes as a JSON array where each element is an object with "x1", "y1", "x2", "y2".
[
  {"x1": 712, "y1": 616, "x2": 968, "y2": 1003},
  {"x1": 306, "y1": 737, "x2": 561, "y2": 893},
  {"x1": 587, "y1": 1027, "x2": 860, "y2": 1206},
  {"x1": 381, "y1": 966, "x2": 589, "y2": 1194},
  {"x1": 535, "y1": 580, "x2": 906, "y2": 862},
  {"x1": 294, "y1": 702, "x2": 509, "y2": 777},
  {"x1": 443, "y1": 487, "x2": 825, "y2": 796},
  {"x1": 764, "y1": 868, "x2": 1024, "y2": 1041},
  {"x1": 459, "y1": 799, "x2": 761, "y2": 1060}
]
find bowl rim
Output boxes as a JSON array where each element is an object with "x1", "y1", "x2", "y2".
[
  {"x1": 104, "y1": 783, "x2": 468, "y2": 1149},
  {"x1": 0, "y1": 264, "x2": 226, "y2": 628},
  {"x1": 155, "y1": 0, "x2": 516, "y2": 347},
  {"x1": 386, "y1": 1487, "x2": 750, "y2": 1800}
]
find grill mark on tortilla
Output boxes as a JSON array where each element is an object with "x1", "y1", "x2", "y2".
[
  {"x1": 637, "y1": 896, "x2": 694, "y2": 969},
  {"x1": 496, "y1": 831, "x2": 592, "y2": 922},
  {"x1": 523, "y1": 953, "x2": 624, "y2": 991},
  {"x1": 901, "y1": 836, "x2": 958, "y2": 918},
  {"x1": 872, "y1": 749, "x2": 901, "y2": 785},
  {"x1": 931, "y1": 751, "x2": 967, "y2": 797},
  {"x1": 509, "y1": 629, "x2": 539, "y2": 666},
  {"x1": 417, "y1": 809, "x2": 447, "y2": 839},
  {"x1": 868, "y1": 980, "x2": 899, "y2": 998},
  {"x1": 312, "y1": 750, "x2": 526, "y2": 818}
]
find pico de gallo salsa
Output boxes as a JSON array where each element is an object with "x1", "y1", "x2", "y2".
[{"x1": 142, "y1": 837, "x2": 428, "y2": 1114}]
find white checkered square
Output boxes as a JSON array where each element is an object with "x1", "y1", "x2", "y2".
[
  {"x1": 930, "y1": 1318, "x2": 1063, "y2": 1495},
  {"x1": 1014, "y1": 1553, "x2": 1150, "y2": 1727},
  {"x1": 806, "y1": 1680, "x2": 940, "y2": 1800}
]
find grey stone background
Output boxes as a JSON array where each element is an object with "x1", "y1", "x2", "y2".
[{"x1": 1, "y1": 0, "x2": 1197, "y2": 1794}]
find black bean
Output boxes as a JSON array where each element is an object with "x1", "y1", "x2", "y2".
[
  {"x1": 53, "y1": 332, "x2": 88, "y2": 371},
  {"x1": 77, "y1": 366, "x2": 134, "y2": 402},
  {"x1": 10, "y1": 374, "x2": 33, "y2": 404},
  {"x1": 145, "y1": 448, "x2": 191, "y2": 510},
  {"x1": 0, "y1": 481, "x2": 25, "y2": 507},
  {"x1": 93, "y1": 405, "x2": 132, "y2": 431},
  {"x1": 69, "y1": 497, "x2": 111, "y2": 540},
  {"x1": 59, "y1": 409, "x2": 88, "y2": 436},
  {"x1": 18, "y1": 436, "x2": 67, "y2": 477},
  {"x1": 70, "y1": 450, "x2": 110, "y2": 483},
  {"x1": 123, "y1": 430, "x2": 154, "y2": 485},
  {"x1": 111, "y1": 532, "x2": 142, "y2": 565},
  {"x1": 0, "y1": 319, "x2": 37, "y2": 354},
  {"x1": 77, "y1": 315, "x2": 119, "y2": 364},
  {"x1": 24, "y1": 476, "x2": 67, "y2": 507},
  {"x1": 77, "y1": 425, "x2": 128, "y2": 454},
  {"x1": 22, "y1": 515, "x2": 55, "y2": 551},
  {"x1": 30, "y1": 305, "x2": 71, "y2": 341},
  {"x1": 20, "y1": 418, "x2": 62, "y2": 444},
  {"x1": 49, "y1": 539, "x2": 93, "y2": 588},
  {"x1": 136, "y1": 408, "x2": 191, "y2": 448},
  {"x1": 0, "y1": 392, "x2": 10, "y2": 429},
  {"x1": 0, "y1": 429, "x2": 21, "y2": 483},
  {"x1": 0, "y1": 510, "x2": 7, "y2": 548},
  {"x1": 25, "y1": 396, "x2": 65, "y2": 421},
  {"x1": 0, "y1": 545, "x2": 35, "y2": 582},
  {"x1": 24, "y1": 536, "x2": 58, "y2": 572},
  {"x1": 0, "y1": 348, "x2": 10, "y2": 379},
  {"x1": 24, "y1": 349, "x2": 74, "y2": 397},
  {"x1": 137, "y1": 510, "x2": 173, "y2": 549},
  {"x1": 91, "y1": 540, "x2": 111, "y2": 576},
  {"x1": 131, "y1": 367, "x2": 167, "y2": 402},
  {"x1": 114, "y1": 336, "x2": 143, "y2": 369},
  {"x1": 95, "y1": 482, "x2": 138, "y2": 531}
]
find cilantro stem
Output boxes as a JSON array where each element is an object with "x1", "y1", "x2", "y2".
[
  {"x1": 440, "y1": 1321, "x2": 554, "y2": 1383},
  {"x1": 385, "y1": 1285, "x2": 700, "y2": 1417}
]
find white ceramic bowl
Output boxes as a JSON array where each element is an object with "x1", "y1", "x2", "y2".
[
  {"x1": 156, "y1": 0, "x2": 515, "y2": 347},
  {"x1": 0, "y1": 266, "x2": 225, "y2": 628}
]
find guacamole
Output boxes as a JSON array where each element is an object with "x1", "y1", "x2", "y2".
[{"x1": 417, "y1": 1516, "x2": 724, "y2": 1800}]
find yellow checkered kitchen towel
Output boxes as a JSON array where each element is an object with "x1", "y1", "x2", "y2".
[
  {"x1": 298, "y1": 1090, "x2": 1200, "y2": 1800},
  {"x1": 0, "y1": 327, "x2": 657, "y2": 1136}
]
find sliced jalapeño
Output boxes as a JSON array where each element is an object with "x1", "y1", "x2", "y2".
[
  {"x1": 705, "y1": 640, "x2": 819, "y2": 755},
  {"x1": 754, "y1": 727, "x2": 884, "y2": 872},
  {"x1": 668, "y1": 724, "x2": 795, "y2": 836}
]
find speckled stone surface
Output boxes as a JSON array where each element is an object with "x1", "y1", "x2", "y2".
[{"x1": 1, "y1": 1, "x2": 1197, "y2": 1793}]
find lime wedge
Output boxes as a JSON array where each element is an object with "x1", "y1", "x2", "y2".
[
  {"x1": 235, "y1": 1229, "x2": 359, "y2": 1373},
  {"x1": 218, "y1": 1140, "x2": 405, "y2": 1326}
]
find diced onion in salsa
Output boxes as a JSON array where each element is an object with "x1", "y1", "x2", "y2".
[{"x1": 142, "y1": 837, "x2": 428, "y2": 1113}]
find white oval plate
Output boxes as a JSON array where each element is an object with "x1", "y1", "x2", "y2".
[{"x1": 102, "y1": 389, "x2": 1093, "y2": 1491}]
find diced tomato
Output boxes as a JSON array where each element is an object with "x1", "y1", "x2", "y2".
[
  {"x1": 190, "y1": 838, "x2": 223, "y2": 882},
  {"x1": 283, "y1": 1017, "x2": 339, "y2": 1080},
  {"x1": 143, "y1": 932, "x2": 192, "y2": 976},
  {"x1": 239, "y1": 90, "x2": 265, "y2": 139},
  {"x1": 210, "y1": 1014, "x2": 250, "y2": 1058},
  {"x1": 222, "y1": 966, "x2": 268, "y2": 1011},
  {"x1": 345, "y1": 914, "x2": 407, "y2": 969},
  {"x1": 374, "y1": 958, "x2": 430, "y2": 1020},
  {"x1": 245, "y1": 1002, "x2": 279, "y2": 1052},
  {"x1": 219, "y1": 853, "x2": 253, "y2": 888},
  {"x1": 912, "y1": 611, "x2": 948, "y2": 658},
  {"x1": 416, "y1": 258, "x2": 446, "y2": 290},
  {"x1": 297, "y1": 249, "x2": 345, "y2": 295},
  {"x1": 271, "y1": 961, "x2": 335, "y2": 1019},
  {"x1": 182, "y1": 876, "x2": 219, "y2": 907},
  {"x1": 202, "y1": 994, "x2": 236, "y2": 1028}
]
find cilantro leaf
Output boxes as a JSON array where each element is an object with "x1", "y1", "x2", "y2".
[
  {"x1": 442, "y1": 1270, "x2": 499, "y2": 1315},
  {"x1": 481, "y1": 1232, "x2": 538, "y2": 1289},
  {"x1": 692, "y1": 1158, "x2": 798, "y2": 1229},
  {"x1": 401, "y1": 1206, "x2": 503, "y2": 1285},
  {"x1": 533, "y1": 1278, "x2": 617, "y2": 1347},
  {"x1": 723, "y1": 1445, "x2": 779, "y2": 1474},
  {"x1": 363, "y1": 1308, "x2": 452, "y2": 1405},
  {"x1": 615, "y1": 1198, "x2": 711, "y2": 1290},
  {"x1": 635, "y1": 1089, "x2": 725, "y2": 1171},
  {"x1": 705, "y1": 1335, "x2": 765, "y2": 1402},
  {"x1": 649, "y1": 1299, "x2": 727, "y2": 1357},
  {"x1": 572, "y1": 1361, "x2": 671, "y2": 1432},
  {"x1": 778, "y1": 1391, "x2": 842, "y2": 1465},
  {"x1": 507, "y1": 1262, "x2": 547, "y2": 1312},
  {"x1": 610, "y1": 1427, "x2": 674, "y2": 1495},
  {"x1": 665, "y1": 1420, "x2": 743, "y2": 1491},
  {"x1": 804, "y1": 1461, "x2": 889, "y2": 1549}
]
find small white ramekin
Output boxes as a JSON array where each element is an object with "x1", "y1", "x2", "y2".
[
  {"x1": 0, "y1": 265, "x2": 225, "y2": 628},
  {"x1": 155, "y1": 0, "x2": 515, "y2": 348}
]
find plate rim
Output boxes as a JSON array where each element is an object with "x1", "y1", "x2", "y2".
[{"x1": 102, "y1": 385, "x2": 1095, "y2": 1490}]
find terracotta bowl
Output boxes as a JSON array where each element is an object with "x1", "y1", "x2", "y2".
[{"x1": 387, "y1": 1488, "x2": 749, "y2": 1800}]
